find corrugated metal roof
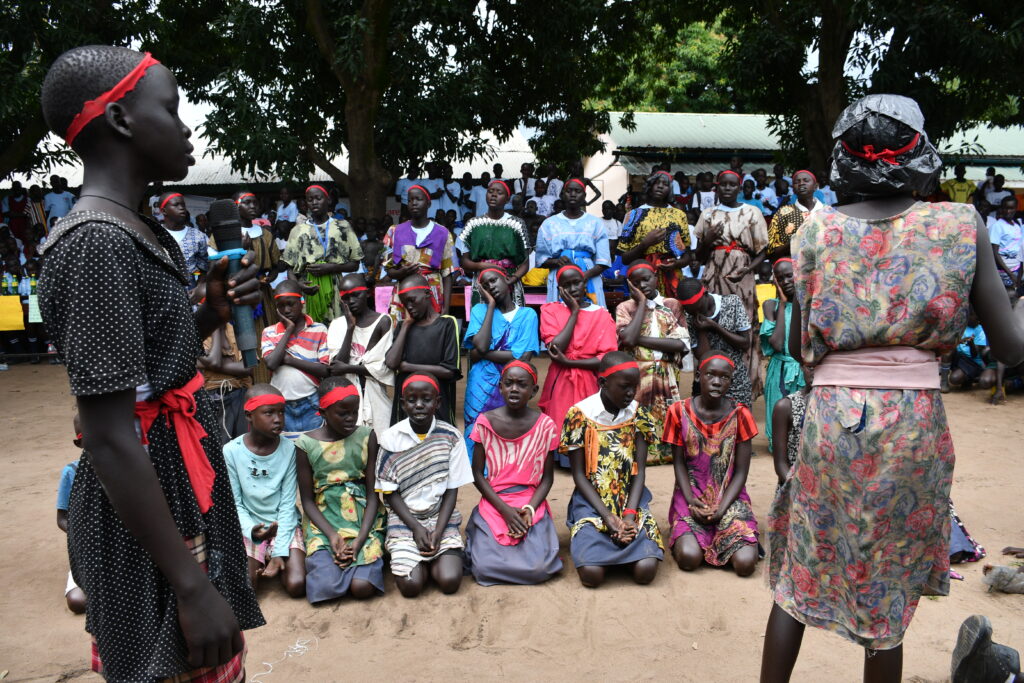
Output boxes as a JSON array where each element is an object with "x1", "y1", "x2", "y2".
[
  {"x1": 606, "y1": 112, "x2": 1024, "y2": 160},
  {"x1": 607, "y1": 112, "x2": 779, "y2": 151}
]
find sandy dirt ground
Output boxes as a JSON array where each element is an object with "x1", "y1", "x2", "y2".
[{"x1": 1, "y1": 361, "x2": 1022, "y2": 682}]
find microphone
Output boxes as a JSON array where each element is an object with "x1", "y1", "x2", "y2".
[{"x1": 207, "y1": 199, "x2": 259, "y2": 368}]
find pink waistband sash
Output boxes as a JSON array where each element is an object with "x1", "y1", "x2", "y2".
[{"x1": 813, "y1": 346, "x2": 939, "y2": 390}]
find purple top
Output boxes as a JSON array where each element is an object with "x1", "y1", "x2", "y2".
[{"x1": 391, "y1": 221, "x2": 450, "y2": 270}]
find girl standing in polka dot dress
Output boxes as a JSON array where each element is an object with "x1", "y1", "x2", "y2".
[{"x1": 38, "y1": 46, "x2": 264, "y2": 682}]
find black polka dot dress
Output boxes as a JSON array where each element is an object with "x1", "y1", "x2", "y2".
[{"x1": 39, "y1": 211, "x2": 264, "y2": 682}]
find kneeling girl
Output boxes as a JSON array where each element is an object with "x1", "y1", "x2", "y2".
[
  {"x1": 465, "y1": 360, "x2": 562, "y2": 585},
  {"x1": 296, "y1": 377, "x2": 387, "y2": 603},
  {"x1": 663, "y1": 355, "x2": 759, "y2": 577},
  {"x1": 223, "y1": 385, "x2": 306, "y2": 597},
  {"x1": 560, "y1": 351, "x2": 664, "y2": 587},
  {"x1": 376, "y1": 374, "x2": 474, "y2": 597}
]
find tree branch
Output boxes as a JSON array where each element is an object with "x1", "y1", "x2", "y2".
[
  {"x1": 305, "y1": 0, "x2": 352, "y2": 90},
  {"x1": 0, "y1": 114, "x2": 50, "y2": 180},
  {"x1": 303, "y1": 143, "x2": 350, "y2": 192}
]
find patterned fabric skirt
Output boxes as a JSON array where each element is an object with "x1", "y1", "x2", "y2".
[
  {"x1": 464, "y1": 499, "x2": 563, "y2": 586},
  {"x1": 768, "y1": 386, "x2": 954, "y2": 650},
  {"x1": 384, "y1": 508, "x2": 464, "y2": 577},
  {"x1": 92, "y1": 639, "x2": 246, "y2": 683},
  {"x1": 668, "y1": 486, "x2": 758, "y2": 565},
  {"x1": 242, "y1": 527, "x2": 304, "y2": 565},
  {"x1": 636, "y1": 359, "x2": 681, "y2": 465},
  {"x1": 304, "y1": 551, "x2": 385, "y2": 604},
  {"x1": 567, "y1": 488, "x2": 664, "y2": 568}
]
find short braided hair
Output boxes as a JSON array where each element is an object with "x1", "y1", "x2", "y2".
[{"x1": 41, "y1": 45, "x2": 148, "y2": 144}]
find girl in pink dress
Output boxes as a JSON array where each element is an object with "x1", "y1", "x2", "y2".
[
  {"x1": 464, "y1": 360, "x2": 563, "y2": 585},
  {"x1": 539, "y1": 265, "x2": 617, "y2": 466}
]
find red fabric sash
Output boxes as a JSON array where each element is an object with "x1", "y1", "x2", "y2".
[{"x1": 134, "y1": 372, "x2": 216, "y2": 513}]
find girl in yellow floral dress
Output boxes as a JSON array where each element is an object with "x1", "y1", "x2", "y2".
[
  {"x1": 296, "y1": 377, "x2": 386, "y2": 603},
  {"x1": 560, "y1": 351, "x2": 664, "y2": 588}
]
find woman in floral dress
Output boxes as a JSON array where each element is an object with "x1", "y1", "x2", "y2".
[
  {"x1": 282, "y1": 184, "x2": 363, "y2": 323},
  {"x1": 694, "y1": 171, "x2": 768, "y2": 398},
  {"x1": 761, "y1": 95, "x2": 1024, "y2": 682},
  {"x1": 617, "y1": 171, "x2": 692, "y2": 297}
]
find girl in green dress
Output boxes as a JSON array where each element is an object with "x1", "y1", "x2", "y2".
[
  {"x1": 458, "y1": 179, "x2": 531, "y2": 306},
  {"x1": 296, "y1": 377, "x2": 386, "y2": 603}
]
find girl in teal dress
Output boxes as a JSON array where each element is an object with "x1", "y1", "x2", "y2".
[{"x1": 759, "y1": 258, "x2": 804, "y2": 450}]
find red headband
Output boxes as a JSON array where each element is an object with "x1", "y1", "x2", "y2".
[
  {"x1": 556, "y1": 264, "x2": 584, "y2": 282},
  {"x1": 841, "y1": 133, "x2": 920, "y2": 166},
  {"x1": 718, "y1": 170, "x2": 741, "y2": 181},
  {"x1": 793, "y1": 169, "x2": 817, "y2": 182},
  {"x1": 599, "y1": 360, "x2": 640, "y2": 378},
  {"x1": 502, "y1": 359, "x2": 537, "y2": 383},
  {"x1": 627, "y1": 262, "x2": 656, "y2": 278},
  {"x1": 236, "y1": 192, "x2": 256, "y2": 204},
  {"x1": 408, "y1": 184, "x2": 431, "y2": 202},
  {"x1": 64, "y1": 53, "x2": 161, "y2": 145},
  {"x1": 319, "y1": 385, "x2": 359, "y2": 409},
  {"x1": 489, "y1": 179, "x2": 511, "y2": 197},
  {"x1": 397, "y1": 284, "x2": 430, "y2": 295},
  {"x1": 338, "y1": 285, "x2": 368, "y2": 297},
  {"x1": 306, "y1": 184, "x2": 329, "y2": 197},
  {"x1": 244, "y1": 394, "x2": 286, "y2": 412},
  {"x1": 654, "y1": 170, "x2": 673, "y2": 180},
  {"x1": 774, "y1": 257, "x2": 795, "y2": 266},
  {"x1": 678, "y1": 287, "x2": 706, "y2": 306},
  {"x1": 402, "y1": 374, "x2": 439, "y2": 393},
  {"x1": 699, "y1": 354, "x2": 735, "y2": 370},
  {"x1": 159, "y1": 193, "x2": 182, "y2": 209},
  {"x1": 477, "y1": 267, "x2": 506, "y2": 281},
  {"x1": 566, "y1": 178, "x2": 586, "y2": 190},
  {"x1": 274, "y1": 292, "x2": 303, "y2": 299}
]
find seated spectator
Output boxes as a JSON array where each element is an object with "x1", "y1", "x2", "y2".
[
  {"x1": 468, "y1": 172, "x2": 491, "y2": 217},
  {"x1": 531, "y1": 179, "x2": 554, "y2": 217},
  {"x1": 739, "y1": 179, "x2": 769, "y2": 216},
  {"x1": 689, "y1": 172, "x2": 717, "y2": 213},
  {"x1": 945, "y1": 309, "x2": 996, "y2": 392},
  {"x1": 984, "y1": 174, "x2": 1013, "y2": 210},
  {"x1": 600, "y1": 199, "x2": 622, "y2": 252}
]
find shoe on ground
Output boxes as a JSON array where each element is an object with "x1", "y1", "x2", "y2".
[{"x1": 952, "y1": 615, "x2": 1021, "y2": 683}]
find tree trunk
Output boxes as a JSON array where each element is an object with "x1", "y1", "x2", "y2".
[
  {"x1": 305, "y1": 0, "x2": 394, "y2": 220},
  {"x1": 803, "y1": 0, "x2": 856, "y2": 172}
]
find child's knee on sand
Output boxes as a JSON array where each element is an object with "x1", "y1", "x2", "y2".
[
  {"x1": 395, "y1": 564, "x2": 428, "y2": 598},
  {"x1": 632, "y1": 557, "x2": 658, "y2": 584},
  {"x1": 577, "y1": 565, "x2": 605, "y2": 588},
  {"x1": 672, "y1": 535, "x2": 704, "y2": 571},
  {"x1": 730, "y1": 544, "x2": 758, "y2": 577},
  {"x1": 396, "y1": 553, "x2": 463, "y2": 597},
  {"x1": 430, "y1": 553, "x2": 464, "y2": 594},
  {"x1": 282, "y1": 549, "x2": 307, "y2": 598},
  {"x1": 66, "y1": 587, "x2": 87, "y2": 614}
]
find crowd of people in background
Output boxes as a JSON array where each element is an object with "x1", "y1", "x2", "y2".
[{"x1": 5, "y1": 158, "x2": 1022, "y2": 395}]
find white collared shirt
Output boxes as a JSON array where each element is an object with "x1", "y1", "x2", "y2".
[
  {"x1": 376, "y1": 417, "x2": 473, "y2": 515},
  {"x1": 795, "y1": 198, "x2": 824, "y2": 215},
  {"x1": 574, "y1": 391, "x2": 638, "y2": 427}
]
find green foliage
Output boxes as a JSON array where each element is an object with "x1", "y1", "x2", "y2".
[
  {"x1": 707, "y1": 0, "x2": 1024, "y2": 168},
  {"x1": 0, "y1": 0, "x2": 159, "y2": 178},
  {"x1": 156, "y1": 0, "x2": 661, "y2": 186},
  {"x1": 591, "y1": 19, "x2": 741, "y2": 114}
]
